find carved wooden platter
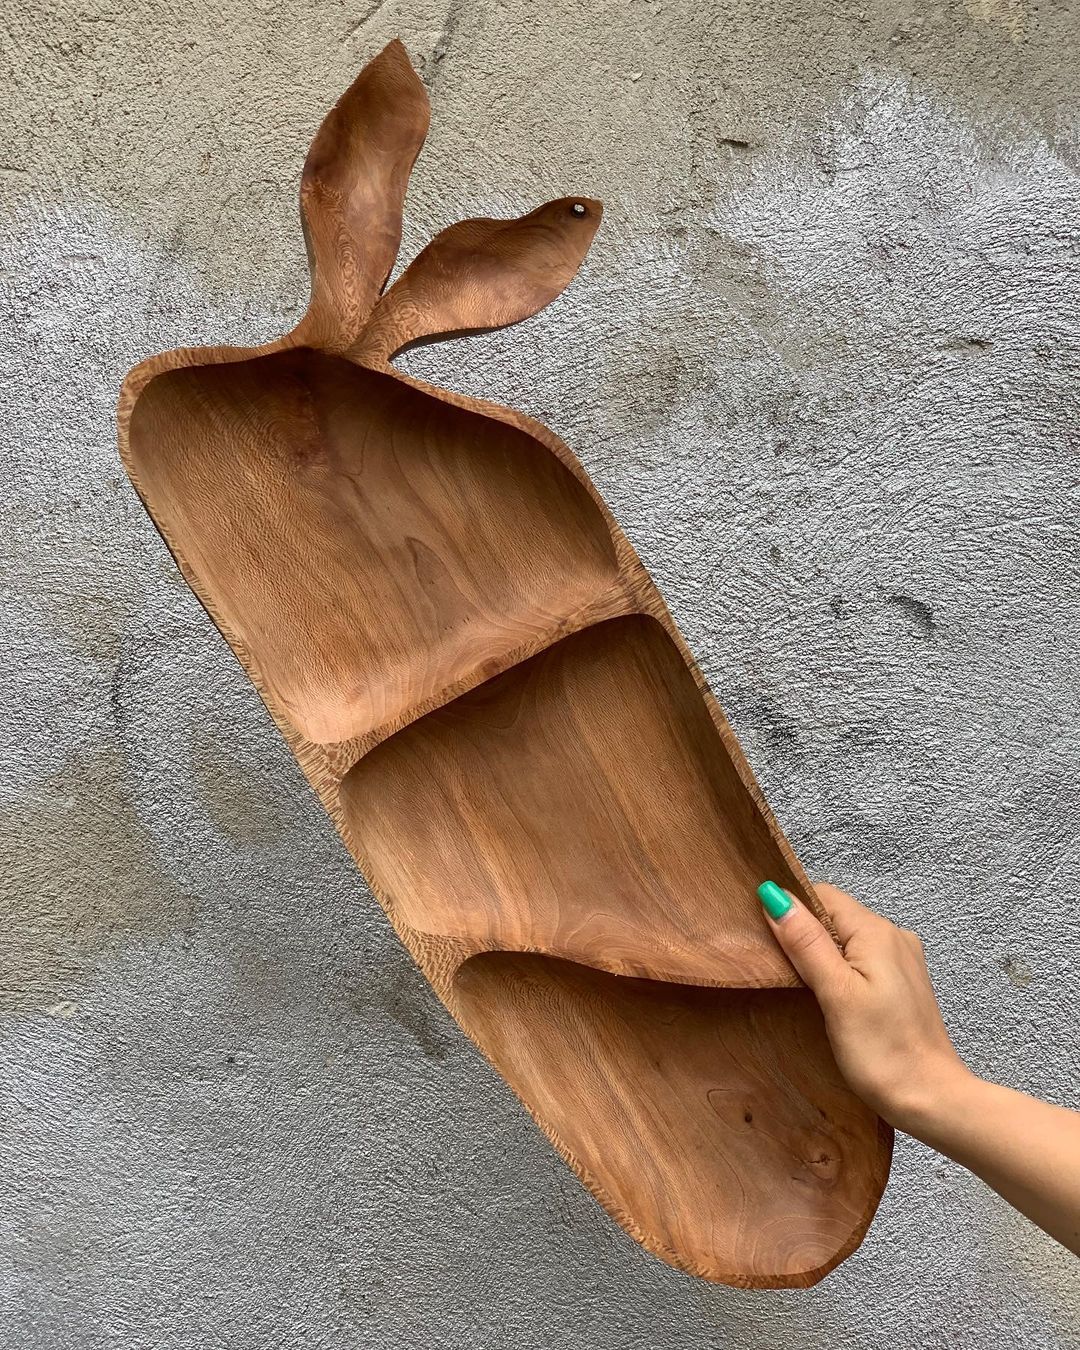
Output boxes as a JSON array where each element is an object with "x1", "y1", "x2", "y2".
[{"x1": 118, "y1": 40, "x2": 892, "y2": 1287}]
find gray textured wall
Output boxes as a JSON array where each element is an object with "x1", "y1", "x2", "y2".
[{"x1": 2, "y1": 0, "x2": 1079, "y2": 1345}]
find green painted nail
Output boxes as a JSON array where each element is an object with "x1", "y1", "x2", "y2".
[{"x1": 757, "y1": 880, "x2": 793, "y2": 920}]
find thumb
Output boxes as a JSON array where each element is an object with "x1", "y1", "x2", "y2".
[{"x1": 757, "y1": 880, "x2": 850, "y2": 1000}]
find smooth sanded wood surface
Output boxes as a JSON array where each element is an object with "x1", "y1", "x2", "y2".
[
  {"x1": 129, "y1": 350, "x2": 618, "y2": 744},
  {"x1": 455, "y1": 958, "x2": 886, "y2": 1283},
  {"x1": 118, "y1": 38, "x2": 892, "y2": 1287},
  {"x1": 342, "y1": 615, "x2": 799, "y2": 988}
]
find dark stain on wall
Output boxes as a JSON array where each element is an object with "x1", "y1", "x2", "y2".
[
  {"x1": 191, "y1": 731, "x2": 296, "y2": 846},
  {"x1": 347, "y1": 963, "x2": 457, "y2": 1063},
  {"x1": 0, "y1": 747, "x2": 198, "y2": 1017}
]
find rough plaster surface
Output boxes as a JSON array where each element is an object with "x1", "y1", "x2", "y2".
[{"x1": 2, "y1": 0, "x2": 1079, "y2": 1345}]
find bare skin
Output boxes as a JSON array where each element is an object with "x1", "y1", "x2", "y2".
[{"x1": 763, "y1": 883, "x2": 1080, "y2": 1256}]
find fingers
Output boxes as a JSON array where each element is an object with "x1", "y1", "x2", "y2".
[
  {"x1": 812, "y1": 883, "x2": 879, "y2": 945},
  {"x1": 757, "y1": 881, "x2": 851, "y2": 1001}
]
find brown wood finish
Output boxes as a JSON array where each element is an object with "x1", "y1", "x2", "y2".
[
  {"x1": 117, "y1": 39, "x2": 891, "y2": 1287},
  {"x1": 342, "y1": 616, "x2": 802, "y2": 990},
  {"x1": 129, "y1": 351, "x2": 618, "y2": 745}
]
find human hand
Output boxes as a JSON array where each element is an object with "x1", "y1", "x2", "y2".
[
  {"x1": 757, "y1": 880, "x2": 1080, "y2": 1253},
  {"x1": 756, "y1": 880, "x2": 973, "y2": 1133}
]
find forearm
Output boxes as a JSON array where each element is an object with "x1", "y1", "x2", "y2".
[{"x1": 902, "y1": 1071, "x2": 1080, "y2": 1255}]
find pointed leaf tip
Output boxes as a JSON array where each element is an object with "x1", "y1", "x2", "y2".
[
  {"x1": 353, "y1": 195, "x2": 603, "y2": 363},
  {"x1": 297, "y1": 41, "x2": 430, "y2": 348}
]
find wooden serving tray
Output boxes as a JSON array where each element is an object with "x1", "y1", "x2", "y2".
[{"x1": 118, "y1": 40, "x2": 891, "y2": 1287}]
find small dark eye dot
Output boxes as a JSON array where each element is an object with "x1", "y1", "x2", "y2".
[{"x1": 571, "y1": 202, "x2": 586, "y2": 216}]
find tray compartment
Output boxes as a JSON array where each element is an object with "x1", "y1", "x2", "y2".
[
  {"x1": 342, "y1": 614, "x2": 801, "y2": 987},
  {"x1": 454, "y1": 954, "x2": 889, "y2": 1287},
  {"x1": 128, "y1": 348, "x2": 619, "y2": 744}
]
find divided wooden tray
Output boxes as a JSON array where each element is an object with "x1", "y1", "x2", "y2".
[{"x1": 118, "y1": 40, "x2": 892, "y2": 1286}]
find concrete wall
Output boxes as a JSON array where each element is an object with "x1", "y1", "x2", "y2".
[{"x1": 2, "y1": 1, "x2": 1078, "y2": 1344}]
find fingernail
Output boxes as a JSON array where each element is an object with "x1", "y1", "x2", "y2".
[{"x1": 757, "y1": 880, "x2": 793, "y2": 920}]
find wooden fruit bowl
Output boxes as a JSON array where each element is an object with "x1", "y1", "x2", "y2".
[{"x1": 118, "y1": 40, "x2": 891, "y2": 1286}]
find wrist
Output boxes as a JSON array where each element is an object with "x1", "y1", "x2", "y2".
[{"x1": 884, "y1": 1059, "x2": 984, "y2": 1140}]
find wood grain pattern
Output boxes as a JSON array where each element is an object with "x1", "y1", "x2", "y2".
[
  {"x1": 117, "y1": 40, "x2": 891, "y2": 1286},
  {"x1": 353, "y1": 198, "x2": 602, "y2": 366},
  {"x1": 342, "y1": 616, "x2": 800, "y2": 988},
  {"x1": 295, "y1": 39, "x2": 430, "y2": 351},
  {"x1": 454, "y1": 958, "x2": 888, "y2": 1287},
  {"x1": 128, "y1": 350, "x2": 618, "y2": 744}
]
